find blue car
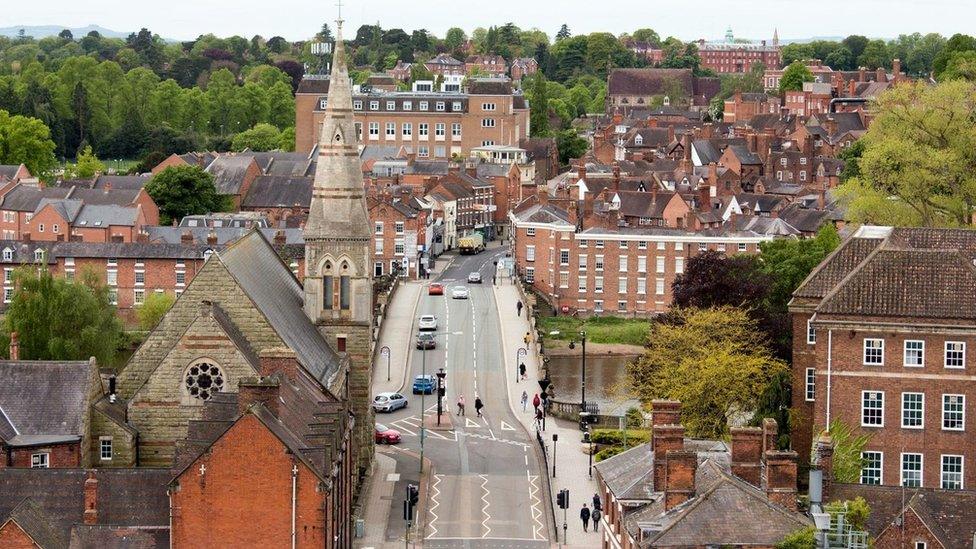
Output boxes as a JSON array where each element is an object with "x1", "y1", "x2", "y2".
[{"x1": 412, "y1": 374, "x2": 436, "y2": 395}]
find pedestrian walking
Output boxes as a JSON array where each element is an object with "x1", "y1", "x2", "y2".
[
  {"x1": 592, "y1": 507, "x2": 601, "y2": 532},
  {"x1": 456, "y1": 395, "x2": 465, "y2": 416},
  {"x1": 580, "y1": 504, "x2": 591, "y2": 532},
  {"x1": 535, "y1": 408, "x2": 544, "y2": 431},
  {"x1": 532, "y1": 393, "x2": 541, "y2": 413},
  {"x1": 521, "y1": 391, "x2": 528, "y2": 412},
  {"x1": 592, "y1": 493, "x2": 602, "y2": 511},
  {"x1": 474, "y1": 395, "x2": 484, "y2": 417},
  {"x1": 523, "y1": 332, "x2": 530, "y2": 346},
  {"x1": 516, "y1": 300, "x2": 523, "y2": 317},
  {"x1": 519, "y1": 362, "x2": 527, "y2": 380}
]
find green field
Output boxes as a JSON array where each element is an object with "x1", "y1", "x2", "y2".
[{"x1": 537, "y1": 316, "x2": 650, "y2": 346}]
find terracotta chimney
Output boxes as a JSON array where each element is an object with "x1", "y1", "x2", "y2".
[
  {"x1": 238, "y1": 376, "x2": 281, "y2": 416},
  {"x1": 206, "y1": 231, "x2": 218, "y2": 245},
  {"x1": 84, "y1": 472, "x2": 98, "y2": 525},
  {"x1": 848, "y1": 79, "x2": 856, "y2": 97},
  {"x1": 698, "y1": 182, "x2": 711, "y2": 211},
  {"x1": 577, "y1": 163, "x2": 587, "y2": 182},
  {"x1": 652, "y1": 424, "x2": 684, "y2": 490},
  {"x1": 651, "y1": 400, "x2": 682, "y2": 427},
  {"x1": 702, "y1": 122, "x2": 714, "y2": 139},
  {"x1": 667, "y1": 124, "x2": 675, "y2": 144},
  {"x1": 611, "y1": 162, "x2": 621, "y2": 192},
  {"x1": 762, "y1": 417, "x2": 779, "y2": 453},
  {"x1": 764, "y1": 450, "x2": 799, "y2": 511},
  {"x1": 814, "y1": 432, "x2": 835, "y2": 501},
  {"x1": 180, "y1": 230, "x2": 193, "y2": 245},
  {"x1": 258, "y1": 347, "x2": 298, "y2": 381},
  {"x1": 875, "y1": 66, "x2": 885, "y2": 83},
  {"x1": 8, "y1": 331, "x2": 19, "y2": 360},
  {"x1": 612, "y1": 109, "x2": 622, "y2": 125},
  {"x1": 664, "y1": 450, "x2": 698, "y2": 510},
  {"x1": 274, "y1": 230, "x2": 287, "y2": 246},
  {"x1": 892, "y1": 58, "x2": 902, "y2": 80},
  {"x1": 730, "y1": 426, "x2": 763, "y2": 487},
  {"x1": 858, "y1": 67, "x2": 866, "y2": 82}
]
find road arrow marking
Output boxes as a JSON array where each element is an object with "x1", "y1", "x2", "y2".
[
  {"x1": 466, "y1": 418, "x2": 481, "y2": 428},
  {"x1": 500, "y1": 420, "x2": 515, "y2": 431}
]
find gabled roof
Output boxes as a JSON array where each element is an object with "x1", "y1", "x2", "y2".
[
  {"x1": 242, "y1": 175, "x2": 312, "y2": 209},
  {"x1": 35, "y1": 198, "x2": 83, "y2": 221},
  {"x1": 0, "y1": 164, "x2": 25, "y2": 181},
  {"x1": 3, "y1": 497, "x2": 67, "y2": 549},
  {"x1": 0, "y1": 359, "x2": 96, "y2": 444},
  {"x1": 792, "y1": 232, "x2": 885, "y2": 301},
  {"x1": 67, "y1": 187, "x2": 142, "y2": 206},
  {"x1": 0, "y1": 184, "x2": 71, "y2": 212},
  {"x1": 206, "y1": 155, "x2": 257, "y2": 195},
  {"x1": 609, "y1": 68, "x2": 693, "y2": 97},
  {"x1": 727, "y1": 144, "x2": 762, "y2": 165},
  {"x1": 74, "y1": 204, "x2": 140, "y2": 227}
]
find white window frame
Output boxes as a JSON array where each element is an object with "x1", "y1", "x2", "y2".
[
  {"x1": 577, "y1": 276, "x2": 587, "y2": 293},
  {"x1": 559, "y1": 249, "x2": 569, "y2": 266},
  {"x1": 419, "y1": 101, "x2": 429, "y2": 111},
  {"x1": 901, "y1": 392, "x2": 924, "y2": 429},
  {"x1": 863, "y1": 338, "x2": 884, "y2": 366},
  {"x1": 900, "y1": 452, "x2": 923, "y2": 488},
  {"x1": 594, "y1": 277, "x2": 604, "y2": 293},
  {"x1": 675, "y1": 256, "x2": 684, "y2": 274},
  {"x1": 353, "y1": 100, "x2": 363, "y2": 110},
  {"x1": 942, "y1": 394, "x2": 965, "y2": 431},
  {"x1": 941, "y1": 454, "x2": 964, "y2": 490},
  {"x1": 386, "y1": 100, "x2": 396, "y2": 111},
  {"x1": 861, "y1": 390, "x2": 884, "y2": 427},
  {"x1": 526, "y1": 245, "x2": 535, "y2": 262},
  {"x1": 807, "y1": 320, "x2": 816, "y2": 345},
  {"x1": 99, "y1": 436, "x2": 113, "y2": 461},
  {"x1": 419, "y1": 123, "x2": 429, "y2": 137},
  {"x1": 402, "y1": 123, "x2": 413, "y2": 137},
  {"x1": 637, "y1": 256, "x2": 647, "y2": 273},
  {"x1": 369, "y1": 101, "x2": 379, "y2": 110},
  {"x1": 945, "y1": 341, "x2": 966, "y2": 369},
  {"x1": 904, "y1": 340, "x2": 924, "y2": 367},
  {"x1": 637, "y1": 278, "x2": 646, "y2": 295},
  {"x1": 805, "y1": 368, "x2": 815, "y2": 401},
  {"x1": 618, "y1": 276, "x2": 627, "y2": 294},
  {"x1": 656, "y1": 256, "x2": 665, "y2": 274},
  {"x1": 860, "y1": 451, "x2": 882, "y2": 485},
  {"x1": 482, "y1": 118, "x2": 496, "y2": 128},
  {"x1": 386, "y1": 122, "x2": 396, "y2": 137},
  {"x1": 618, "y1": 255, "x2": 628, "y2": 272},
  {"x1": 578, "y1": 255, "x2": 588, "y2": 271},
  {"x1": 31, "y1": 452, "x2": 49, "y2": 468},
  {"x1": 655, "y1": 278, "x2": 665, "y2": 296}
]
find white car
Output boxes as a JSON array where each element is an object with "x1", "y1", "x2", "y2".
[
  {"x1": 418, "y1": 315, "x2": 437, "y2": 331},
  {"x1": 452, "y1": 286, "x2": 469, "y2": 299},
  {"x1": 372, "y1": 392, "x2": 408, "y2": 413}
]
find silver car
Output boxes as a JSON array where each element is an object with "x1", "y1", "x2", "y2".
[
  {"x1": 418, "y1": 314, "x2": 437, "y2": 331},
  {"x1": 372, "y1": 392, "x2": 408, "y2": 413},
  {"x1": 452, "y1": 286, "x2": 469, "y2": 299}
]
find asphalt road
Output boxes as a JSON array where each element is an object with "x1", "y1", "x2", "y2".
[{"x1": 374, "y1": 248, "x2": 552, "y2": 548}]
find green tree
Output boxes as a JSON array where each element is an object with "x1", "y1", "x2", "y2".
[
  {"x1": 759, "y1": 225, "x2": 840, "y2": 318},
  {"x1": 838, "y1": 139, "x2": 865, "y2": 182},
  {"x1": 74, "y1": 144, "x2": 105, "y2": 178},
  {"x1": 555, "y1": 129, "x2": 587, "y2": 164},
  {"x1": 933, "y1": 33, "x2": 976, "y2": 77},
  {"x1": 231, "y1": 123, "x2": 282, "y2": 151},
  {"x1": 842, "y1": 34, "x2": 870, "y2": 61},
  {"x1": 278, "y1": 126, "x2": 295, "y2": 152},
  {"x1": 145, "y1": 165, "x2": 227, "y2": 225},
  {"x1": 0, "y1": 110, "x2": 57, "y2": 176},
  {"x1": 938, "y1": 50, "x2": 976, "y2": 81},
  {"x1": 776, "y1": 528, "x2": 816, "y2": 549},
  {"x1": 555, "y1": 24, "x2": 571, "y2": 41},
  {"x1": 266, "y1": 81, "x2": 295, "y2": 130},
  {"x1": 856, "y1": 39, "x2": 890, "y2": 69},
  {"x1": 628, "y1": 307, "x2": 788, "y2": 439},
  {"x1": 780, "y1": 43, "x2": 815, "y2": 66},
  {"x1": 4, "y1": 268, "x2": 122, "y2": 366},
  {"x1": 824, "y1": 497, "x2": 870, "y2": 531},
  {"x1": 632, "y1": 28, "x2": 660, "y2": 47},
  {"x1": 136, "y1": 291, "x2": 175, "y2": 331},
  {"x1": 779, "y1": 61, "x2": 814, "y2": 94},
  {"x1": 816, "y1": 420, "x2": 871, "y2": 483},
  {"x1": 444, "y1": 27, "x2": 467, "y2": 55},
  {"x1": 529, "y1": 72, "x2": 551, "y2": 137},
  {"x1": 835, "y1": 80, "x2": 976, "y2": 227}
]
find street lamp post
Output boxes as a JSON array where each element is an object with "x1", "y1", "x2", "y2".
[
  {"x1": 380, "y1": 345, "x2": 391, "y2": 382},
  {"x1": 435, "y1": 368, "x2": 446, "y2": 426},
  {"x1": 552, "y1": 433, "x2": 558, "y2": 478},
  {"x1": 418, "y1": 330, "x2": 459, "y2": 477},
  {"x1": 568, "y1": 330, "x2": 588, "y2": 425},
  {"x1": 515, "y1": 347, "x2": 526, "y2": 383}
]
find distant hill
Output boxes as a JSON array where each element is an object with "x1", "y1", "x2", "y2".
[{"x1": 0, "y1": 24, "x2": 133, "y2": 39}]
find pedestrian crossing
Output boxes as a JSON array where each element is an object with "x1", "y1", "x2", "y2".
[{"x1": 387, "y1": 407, "x2": 528, "y2": 447}]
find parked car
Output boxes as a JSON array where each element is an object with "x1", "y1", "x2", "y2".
[
  {"x1": 372, "y1": 392, "x2": 408, "y2": 413},
  {"x1": 467, "y1": 272, "x2": 482, "y2": 283},
  {"x1": 452, "y1": 286, "x2": 469, "y2": 299},
  {"x1": 416, "y1": 333, "x2": 436, "y2": 350},
  {"x1": 428, "y1": 283, "x2": 444, "y2": 295},
  {"x1": 375, "y1": 423, "x2": 401, "y2": 444},
  {"x1": 412, "y1": 374, "x2": 436, "y2": 395},
  {"x1": 418, "y1": 315, "x2": 437, "y2": 331}
]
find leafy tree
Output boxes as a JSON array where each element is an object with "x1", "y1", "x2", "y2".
[
  {"x1": 672, "y1": 250, "x2": 769, "y2": 310},
  {"x1": 317, "y1": 23, "x2": 333, "y2": 42},
  {"x1": 938, "y1": 50, "x2": 976, "y2": 81},
  {"x1": 146, "y1": 165, "x2": 227, "y2": 225},
  {"x1": 933, "y1": 33, "x2": 976, "y2": 77},
  {"x1": 136, "y1": 291, "x2": 175, "y2": 331},
  {"x1": 74, "y1": 144, "x2": 105, "y2": 178},
  {"x1": 231, "y1": 123, "x2": 282, "y2": 152},
  {"x1": 278, "y1": 126, "x2": 295, "y2": 152},
  {"x1": 529, "y1": 72, "x2": 550, "y2": 137},
  {"x1": 628, "y1": 307, "x2": 788, "y2": 438},
  {"x1": 816, "y1": 420, "x2": 871, "y2": 483},
  {"x1": 823, "y1": 47, "x2": 853, "y2": 71},
  {"x1": 834, "y1": 80, "x2": 976, "y2": 227},
  {"x1": 776, "y1": 528, "x2": 816, "y2": 549},
  {"x1": 778, "y1": 61, "x2": 814, "y2": 94},
  {"x1": 58, "y1": 29, "x2": 74, "y2": 41},
  {"x1": 0, "y1": 110, "x2": 57, "y2": 176},
  {"x1": 856, "y1": 39, "x2": 890, "y2": 70},
  {"x1": 758, "y1": 225, "x2": 840, "y2": 318},
  {"x1": 842, "y1": 34, "x2": 870, "y2": 61},
  {"x1": 838, "y1": 139, "x2": 864, "y2": 182},
  {"x1": 555, "y1": 129, "x2": 587, "y2": 165},
  {"x1": 824, "y1": 497, "x2": 870, "y2": 531},
  {"x1": 444, "y1": 28, "x2": 467, "y2": 55},
  {"x1": 555, "y1": 24, "x2": 571, "y2": 41},
  {"x1": 3, "y1": 268, "x2": 123, "y2": 366},
  {"x1": 631, "y1": 28, "x2": 660, "y2": 47},
  {"x1": 780, "y1": 43, "x2": 815, "y2": 66}
]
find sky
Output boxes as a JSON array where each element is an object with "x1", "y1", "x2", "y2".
[{"x1": 4, "y1": 0, "x2": 975, "y2": 42}]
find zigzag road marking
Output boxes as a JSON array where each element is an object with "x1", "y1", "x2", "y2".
[
  {"x1": 479, "y1": 474, "x2": 491, "y2": 538},
  {"x1": 527, "y1": 474, "x2": 546, "y2": 541},
  {"x1": 426, "y1": 474, "x2": 443, "y2": 539}
]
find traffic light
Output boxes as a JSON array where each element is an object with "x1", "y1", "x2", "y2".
[
  {"x1": 438, "y1": 383, "x2": 446, "y2": 398},
  {"x1": 404, "y1": 484, "x2": 419, "y2": 521},
  {"x1": 556, "y1": 488, "x2": 569, "y2": 509}
]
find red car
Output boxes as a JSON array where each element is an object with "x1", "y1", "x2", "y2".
[
  {"x1": 428, "y1": 283, "x2": 444, "y2": 295},
  {"x1": 375, "y1": 424, "x2": 401, "y2": 444}
]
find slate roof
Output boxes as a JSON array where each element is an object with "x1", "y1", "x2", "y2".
[
  {"x1": 0, "y1": 240, "x2": 218, "y2": 262},
  {"x1": 468, "y1": 78, "x2": 513, "y2": 95},
  {"x1": 778, "y1": 202, "x2": 829, "y2": 234},
  {"x1": 4, "y1": 497, "x2": 66, "y2": 549},
  {"x1": 74, "y1": 204, "x2": 140, "y2": 227},
  {"x1": 692, "y1": 138, "x2": 745, "y2": 165},
  {"x1": 0, "y1": 468, "x2": 171, "y2": 548},
  {"x1": 626, "y1": 128, "x2": 671, "y2": 149},
  {"x1": 218, "y1": 230, "x2": 341, "y2": 385},
  {"x1": 405, "y1": 160, "x2": 450, "y2": 176},
  {"x1": 727, "y1": 144, "x2": 762, "y2": 165},
  {"x1": 593, "y1": 440, "x2": 731, "y2": 503},
  {"x1": 206, "y1": 156, "x2": 256, "y2": 195},
  {"x1": 0, "y1": 165, "x2": 24, "y2": 181},
  {"x1": 66, "y1": 187, "x2": 142, "y2": 206},
  {"x1": 240, "y1": 151, "x2": 315, "y2": 177},
  {"x1": 616, "y1": 190, "x2": 681, "y2": 219},
  {"x1": 93, "y1": 175, "x2": 151, "y2": 191},
  {"x1": 519, "y1": 138, "x2": 556, "y2": 161},
  {"x1": 0, "y1": 184, "x2": 71, "y2": 211},
  {"x1": 0, "y1": 360, "x2": 96, "y2": 444},
  {"x1": 70, "y1": 525, "x2": 168, "y2": 548},
  {"x1": 35, "y1": 198, "x2": 83, "y2": 221},
  {"x1": 426, "y1": 53, "x2": 463, "y2": 66},
  {"x1": 143, "y1": 227, "x2": 304, "y2": 246},
  {"x1": 242, "y1": 175, "x2": 313, "y2": 209}
]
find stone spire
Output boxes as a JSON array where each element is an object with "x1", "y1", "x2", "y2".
[
  {"x1": 773, "y1": 28, "x2": 779, "y2": 47},
  {"x1": 305, "y1": 20, "x2": 371, "y2": 240}
]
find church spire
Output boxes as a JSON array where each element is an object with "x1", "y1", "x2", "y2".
[
  {"x1": 305, "y1": 19, "x2": 371, "y2": 240},
  {"x1": 773, "y1": 28, "x2": 779, "y2": 47}
]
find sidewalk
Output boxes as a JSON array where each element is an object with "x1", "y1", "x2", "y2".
[
  {"x1": 373, "y1": 281, "x2": 423, "y2": 395},
  {"x1": 493, "y1": 280, "x2": 602, "y2": 548}
]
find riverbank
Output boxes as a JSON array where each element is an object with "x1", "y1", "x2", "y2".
[
  {"x1": 536, "y1": 315, "x2": 651, "y2": 347},
  {"x1": 543, "y1": 339, "x2": 645, "y2": 357}
]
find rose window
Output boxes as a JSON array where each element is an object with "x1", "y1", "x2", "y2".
[{"x1": 185, "y1": 362, "x2": 224, "y2": 401}]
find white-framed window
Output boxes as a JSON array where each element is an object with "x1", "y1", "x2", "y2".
[
  {"x1": 403, "y1": 100, "x2": 412, "y2": 111},
  {"x1": 374, "y1": 238, "x2": 384, "y2": 255},
  {"x1": 134, "y1": 270, "x2": 145, "y2": 286},
  {"x1": 805, "y1": 368, "x2": 815, "y2": 401},
  {"x1": 419, "y1": 101, "x2": 429, "y2": 111},
  {"x1": 717, "y1": 243, "x2": 726, "y2": 252},
  {"x1": 618, "y1": 255, "x2": 628, "y2": 272},
  {"x1": 369, "y1": 100, "x2": 379, "y2": 110},
  {"x1": 638, "y1": 240, "x2": 647, "y2": 250},
  {"x1": 559, "y1": 271, "x2": 569, "y2": 289},
  {"x1": 31, "y1": 452, "x2": 49, "y2": 468},
  {"x1": 482, "y1": 118, "x2": 496, "y2": 128},
  {"x1": 577, "y1": 277, "x2": 587, "y2": 292},
  {"x1": 618, "y1": 277, "x2": 627, "y2": 293},
  {"x1": 675, "y1": 242, "x2": 684, "y2": 251},
  {"x1": 418, "y1": 146, "x2": 429, "y2": 157},
  {"x1": 595, "y1": 255, "x2": 604, "y2": 271},
  {"x1": 738, "y1": 242, "x2": 747, "y2": 252},
  {"x1": 33, "y1": 249, "x2": 43, "y2": 262},
  {"x1": 863, "y1": 338, "x2": 884, "y2": 365},
  {"x1": 860, "y1": 451, "x2": 882, "y2": 485},
  {"x1": 452, "y1": 123, "x2": 461, "y2": 138},
  {"x1": 942, "y1": 394, "x2": 965, "y2": 431},
  {"x1": 807, "y1": 320, "x2": 816, "y2": 345},
  {"x1": 525, "y1": 267, "x2": 535, "y2": 283},
  {"x1": 656, "y1": 241, "x2": 666, "y2": 251},
  {"x1": 386, "y1": 122, "x2": 396, "y2": 137},
  {"x1": 901, "y1": 392, "x2": 924, "y2": 429},
  {"x1": 452, "y1": 101, "x2": 462, "y2": 111},
  {"x1": 100, "y1": 437, "x2": 113, "y2": 461},
  {"x1": 482, "y1": 102, "x2": 496, "y2": 111},
  {"x1": 402, "y1": 123, "x2": 413, "y2": 137},
  {"x1": 38, "y1": 223, "x2": 44, "y2": 233},
  {"x1": 386, "y1": 100, "x2": 396, "y2": 111},
  {"x1": 578, "y1": 255, "x2": 588, "y2": 271},
  {"x1": 618, "y1": 300, "x2": 627, "y2": 312},
  {"x1": 353, "y1": 100, "x2": 363, "y2": 110},
  {"x1": 637, "y1": 257, "x2": 647, "y2": 273},
  {"x1": 941, "y1": 455, "x2": 964, "y2": 490},
  {"x1": 914, "y1": 543, "x2": 926, "y2": 549},
  {"x1": 861, "y1": 391, "x2": 884, "y2": 427},
  {"x1": 374, "y1": 221, "x2": 384, "y2": 235},
  {"x1": 945, "y1": 341, "x2": 966, "y2": 369},
  {"x1": 1, "y1": 248, "x2": 11, "y2": 262},
  {"x1": 3, "y1": 268, "x2": 11, "y2": 284},
  {"x1": 698, "y1": 242, "x2": 707, "y2": 251},
  {"x1": 656, "y1": 257, "x2": 665, "y2": 273},
  {"x1": 559, "y1": 249, "x2": 569, "y2": 265},
  {"x1": 596, "y1": 240, "x2": 604, "y2": 249},
  {"x1": 904, "y1": 340, "x2": 924, "y2": 367},
  {"x1": 637, "y1": 278, "x2": 646, "y2": 295},
  {"x1": 619, "y1": 240, "x2": 628, "y2": 249},
  {"x1": 107, "y1": 270, "x2": 118, "y2": 286},
  {"x1": 901, "y1": 453, "x2": 923, "y2": 488},
  {"x1": 525, "y1": 227, "x2": 536, "y2": 237},
  {"x1": 175, "y1": 269, "x2": 186, "y2": 286},
  {"x1": 435, "y1": 123, "x2": 445, "y2": 138},
  {"x1": 134, "y1": 289, "x2": 145, "y2": 305},
  {"x1": 675, "y1": 256, "x2": 684, "y2": 274},
  {"x1": 52, "y1": 224, "x2": 59, "y2": 234},
  {"x1": 594, "y1": 300, "x2": 603, "y2": 313},
  {"x1": 594, "y1": 277, "x2": 604, "y2": 293},
  {"x1": 3, "y1": 286, "x2": 12, "y2": 303},
  {"x1": 108, "y1": 289, "x2": 118, "y2": 305},
  {"x1": 526, "y1": 245, "x2": 535, "y2": 262},
  {"x1": 655, "y1": 278, "x2": 665, "y2": 296},
  {"x1": 395, "y1": 221, "x2": 404, "y2": 235},
  {"x1": 368, "y1": 122, "x2": 379, "y2": 138},
  {"x1": 419, "y1": 123, "x2": 429, "y2": 137},
  {"x1": 436, "y1": 101, "x2": 445, "y2": 111}
]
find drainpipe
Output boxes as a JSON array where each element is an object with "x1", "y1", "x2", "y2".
[
  {"x1": 291, "y1": 463, "x2": 298, "y2": 549},
  {"x1": 826, "y1": 329, "x2": 833, "y2": 426},
  {"x1": 168, "y1": 489, "x2": 173, "y2": 549}
]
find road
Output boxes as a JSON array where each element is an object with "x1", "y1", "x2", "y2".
[{"x1": 374, "y1": 247, "x2": 552, "y2": 548}]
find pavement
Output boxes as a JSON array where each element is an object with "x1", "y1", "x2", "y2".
[{"x1": 493, "y1": 280, "x2": 603, "y2": 549}]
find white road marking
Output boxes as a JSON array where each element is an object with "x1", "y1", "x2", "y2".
[
  {"x1": 479, "y1": 474, "x2": 491, "y2": 538},
  {"x1": 527, "y1": 474, "x2": 546, "y2": 541},
  {"x1": 465, "y1": 417, "x2": 481, "y2": 428},
  {"x1": 500, "y1": 420, "x2": 515, "y2": 431},
  {"x1": 389, "y1": 422, "x2": 417, "y2": 436},
  {"x1": 426, "y1": 474, "x2": 443, "y2": 539},
  {"x1": 386, "y1": 473, "x2": 400, "y2": 482},
  {"x1": 461, "y1": 432, "x2": 529, "y2": 448}
]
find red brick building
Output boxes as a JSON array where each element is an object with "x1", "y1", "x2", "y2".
[
  {"x1": 791, "y1": 226, "x2": 976, "y2": 489},
  {"x1": 368, "y1": 194, "x2": 429, "y2": 278},
  {"x1": 465, "y1": 54, "x2": 507, "y2": 76},
  {"x1": 510, "y1": 57, "x2": 539, "y2": 82},
  {"x1": 697, "y1": 29, "x2": 781, "y2": 74}
]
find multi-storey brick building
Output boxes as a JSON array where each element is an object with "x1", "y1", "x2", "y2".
[
  {"x1": 424, "y1": 53, "x2": 465, "y2": 77},
  {"x1": 791, "y1": 226, "x2": 976, "y2": 490},
  {"x1": 295, "y1": 77, "x2": 529, "y2": 157},
  {"x1": 465, "y1": 54, "x2": 507, "y2": 76},
  {"x1": 368, "y1": 194, "x2": 429, "y2": 278},
  {"x1": 696, "y1": 28, "x2": 781, "y2": 74},
  {"x1": 510, "y1": 57, "x2": 539, "y2": 82}
]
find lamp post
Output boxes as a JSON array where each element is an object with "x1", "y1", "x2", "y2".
[
  {"x1": 552, "y1": 433, "x2": 558, "y2": 478},
  {"x1": 435, "y1": 368, "x2": 446, "y2": 426},
  {"x1": 380, "y1": 345, "x2": 391, "y2": 382},
  {"x1": 515, "y1": 347, "x2": 526, "y2": 383},
  {"x1": 419, "y1": 330, "x2": 460, "y2": 477},
  {"x1": 568, "y1": 330, "x2": 588, "y2": 422}
]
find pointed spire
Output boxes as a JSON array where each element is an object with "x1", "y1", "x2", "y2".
[
  {"x1": 773, "y1": 28, "x2": 779, "y2": 47},
  {"x1": 305, "y1": 19, "x2": 371, "y2": 240}
]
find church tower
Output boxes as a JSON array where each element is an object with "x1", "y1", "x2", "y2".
[{"x1": 304, "y1": 19, "x2": 375, "y2": 480}]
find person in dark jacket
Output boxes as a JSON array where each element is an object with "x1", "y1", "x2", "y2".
[
  {"x1": 592, "y1": 493, "x2": 602, "y2": 511},
  {"x1": 474, "y1": 395, "x2": 484, "y2": 417},
  {"x1": 580, "y1": 504, "x2": 591, "y2": 532},
  {"x1": 591, "y1": 507, "x2": 601, "y2": 532}
]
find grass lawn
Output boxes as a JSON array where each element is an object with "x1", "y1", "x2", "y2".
[{"x1": 537, "y1": 316, "x2": 651, "y2": 346}]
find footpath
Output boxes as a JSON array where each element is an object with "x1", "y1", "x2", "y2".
[{"x1": 493, "y1": 279, "x2": 603, "y2": 549}]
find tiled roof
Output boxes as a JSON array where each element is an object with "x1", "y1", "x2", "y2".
[
  {"x1": 67, "y1": 187, "x2": 142, "y2": 206},
  {"x1": 0, "y1": 360, "x2": 96, "y2": 442},
  {"x1": 468, "y1": 78, "x2": 513, "y2": 95},
  {"x1": 242, "y1": 175, "x2": 312, "y2": 209},
  {"x1": 608, "y1": 68, "x2": 694, "y2": 97},
  {"x1": 93, "y1": 175, "x2": 151, "y2": 190},
  {"x1": 5, "y1": 497, "x2": 66, "y2": 549},
  {"x1": 728, "y1": 144, "x2": 762, "y2": 165},
  {"x1": 74, "y1": 204, "x2": 140, "y2": 227},
  {"x1": 0, "y1": 184, "x2": 71, "y2": 212},
  {"x1": 0, "y1": 165, "x2": 24, "y2": 181},
  {"x1": 206, "y1": 155, "x2": 256, "y2": 195},
  {"x1": 792, "y1": 234, "x2": 884, "y2": 300}
]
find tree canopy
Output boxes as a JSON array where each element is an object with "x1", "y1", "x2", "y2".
[
  {"x1": 778, "y1": 61, "x2": 814, "y2": 94},
  {"x1": 145, "y1": 165, "x2": 228, "y2": 225},
  {"x1": 0, "y1": 109, "x2": 57, "y2": 176}
]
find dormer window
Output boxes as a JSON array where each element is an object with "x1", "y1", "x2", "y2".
[
  {"x1": 2, "y1": 248, "x2": 11, "y2": 262},
  {"x1": 33, "y1": 249, "x2": 43, "y2": 262},
  {"x1": 635, "y1": 135, "x2": 643, "y2": 145}
]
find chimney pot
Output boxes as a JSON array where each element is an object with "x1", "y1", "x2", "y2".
[
  {"x1": 8, "y1": 331, "x2": 19, "y2": 360},
  {"x1": 664, "y1": 450, "x2": 698, "y2": 510},
  {"x1": 764, "y1": 450, "x2": 799, "y2": 511},
  {"x1": 814, "y1": 432, "x2": 835, "y2": 501},
  {"x1": 652, "y1": 423, "x2": 685, "y2": 490},
  {"x1": 180, "y1": 230, "x2": 194, "y2": 245},
  {"x1": 651, "y1": 400, "x2": 681, "y2": 427},
  {"x1": 206, "y1": 231, "x2": 218, "y2": 245}
]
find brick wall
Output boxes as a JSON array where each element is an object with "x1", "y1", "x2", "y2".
[
  {"x1": 0, "y1": 521, "x2": 37, "y2": 549},
  {"x1": 9, "y1": 441, "x2": 80, "y2": 468},
  {"x1": 873, "y1": 507, "x2": 941, "y2": 549}
]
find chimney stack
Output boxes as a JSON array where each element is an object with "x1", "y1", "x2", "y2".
[
  {"x1": 764, "y1": 450, "x2": 799, "y2": 511},
  {"x1": 875, "y1": 66, "x2": 885, "y2": 83},
  {"x1": 611, "y1": 162, "x2": 621, "y2": 192},
  {"x1": 206, "y1": 231, "x2": 218, "y2": 245},
  {"x1": 180, "y1": 230, "x2": 194, "y2": 245},
  {"x1": 858, "y1": 67, "x2": 866, "y2": 82},
  {"x1": 577, "y1": 163, "x2": 587, "y2": 182},
  {"x1": 8, "y1": 331, "x2": 18, "y2": 361},
  {"x1": 730, "y1": 426, "x2": 763, "y2": 487},
  {"x1": 258, "y1": 347, "x2": 299, "y2": 381},
  {"x1": 762, "y1": 417, "x2": 778, "y2": 453},
  {"x1": 651, "y1": 400, "x2": 681, "y2": 427},
  {"x1": 892, "y1": 58, "x2": 902, "y2": 80},
  {"x1": 84, "y1": 472, "x2": 98, "y2": 525},
  {"x1": 652, "y1": 424, "x2": 685, "y2": 490},
  {"x1": 814, "y1": 432, "x2": 835, "y2": 502},
  {"x1": 238, "y1": 376, "x2": 282, "y2": 417},
  {"x1": 274, "y1": 230, "x2": 287, "y2": 246},
  {"x1": 664, "y1": 450, "x2": 698, "y2": 510},
  {"x1": 537, "y1": 185, "x2": 549, "y2": 207}
]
